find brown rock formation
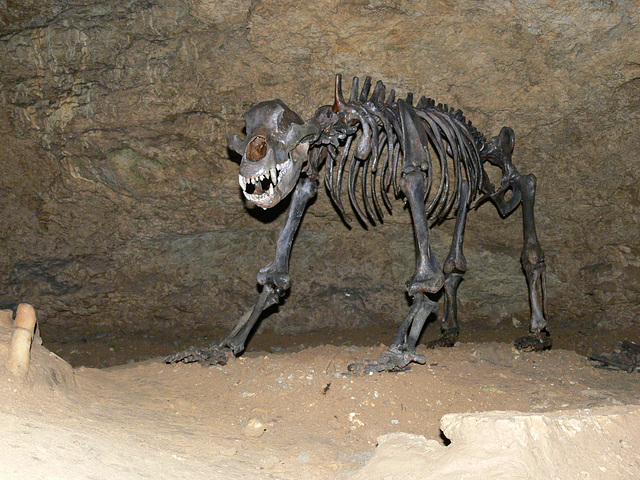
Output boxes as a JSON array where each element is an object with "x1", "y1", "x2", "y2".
[{"x1": 1, "y1": 0, "x2": 639, "y2": 342}]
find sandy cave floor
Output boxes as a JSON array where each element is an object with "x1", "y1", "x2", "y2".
[
  {"x1": 41, "y1": 316, "x2": 640, "y2": 370},
  {"x1": 1, "y1": 319, "x2": 640, "y2": 479}
]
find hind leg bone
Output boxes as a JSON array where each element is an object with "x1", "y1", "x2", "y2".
[{"x1": 514, "y1": 173, "x2": 551, "y2": 351}]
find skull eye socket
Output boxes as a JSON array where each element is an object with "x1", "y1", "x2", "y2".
[{"x1": 246, "y1": 135, "x2": 268, "y2": 162}]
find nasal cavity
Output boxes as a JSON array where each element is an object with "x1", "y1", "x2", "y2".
[{"x1": 247, "y1": 136, "x2": 268, "y2": 162}]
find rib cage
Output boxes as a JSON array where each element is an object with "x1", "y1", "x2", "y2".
[{"x1": 316, "y1": 75, "x2": 488, "y2": 226}]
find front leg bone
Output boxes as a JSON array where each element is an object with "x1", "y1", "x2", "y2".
[
  {"x1": 219, "y1": 284, "x2": 281, "y2": 355},
  {"x1": 220, "y1": 177, "x2": 318, "y2": 354},
  {"x1": 349, "y1": 104, "x2": 448, "y2": 375},
  {"x1": 164, "y1": 176, "x2": 318, "y2": 365},
  {"x1": 348, "y1": 294, "x2": 435, "y2": 375},
  {"x1": 429, "y1": 181, "x2": 470, "y2": 348},
  {"x1": 162, "y1": 285, "x2": 280, "y2": 365}
]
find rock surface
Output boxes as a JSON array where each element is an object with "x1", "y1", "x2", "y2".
[
  {"x1": 0, "y1": 0, "x2": 639, "y2": 340},
  {"x1": 354, "y1": 407, "x2": 640, "y2": 479}
]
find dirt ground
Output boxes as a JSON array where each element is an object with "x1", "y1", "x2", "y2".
[
  {"x1": 41, "y1": 315, "x2": 640, "y2": 370},
  {"x1": 1, "y1": 319, "x2": 640, "y2": 479}
]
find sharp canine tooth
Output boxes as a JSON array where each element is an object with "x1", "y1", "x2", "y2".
[
  {"x1": 268, "y1": 184, "x2": 274, "y2": 196},
  {"x1": 270, "y1": 168, "x2": 277, "y2": 183},
  {"x1": 239, "y1": 175, "x2": 246, "y2": 189}
]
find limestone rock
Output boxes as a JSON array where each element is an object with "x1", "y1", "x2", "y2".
[{"x1": 353, "y1": 406, "x2": 640, "y2": 479}]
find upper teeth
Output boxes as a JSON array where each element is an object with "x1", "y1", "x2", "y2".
[{"x1": 238, "y1": 158, "x2": 293, "y2": 193}]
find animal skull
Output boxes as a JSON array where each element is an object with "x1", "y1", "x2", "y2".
[{"x1": 228, "y1": 100, "x2": 318, "y2": 209}]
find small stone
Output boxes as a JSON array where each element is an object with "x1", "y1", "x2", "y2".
[
  {"x1": 260, "y1": 454, "x2": 280, "y2": 468},
  {"x1": 297, "y1": 453, "x2": 312, "y2": 463},
  {"x1": 242, "y1": 418, "x2": 266, "y2": 438},
  {"x1": 216, "y1": 444, "x2": 238, "y2": 456}
]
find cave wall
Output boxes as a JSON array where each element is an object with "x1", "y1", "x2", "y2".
[{"x1": 0, "y1": 0, "x2": 639, "y2": 338}]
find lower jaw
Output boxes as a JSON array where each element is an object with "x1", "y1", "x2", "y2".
[{"x1": 244, "y1": 192, "x2": 279, "y2": 209}]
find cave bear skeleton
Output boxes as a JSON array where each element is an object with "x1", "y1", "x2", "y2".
[{"x1": 165, "y1": 75, "x2": 550, "y2": 373}]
